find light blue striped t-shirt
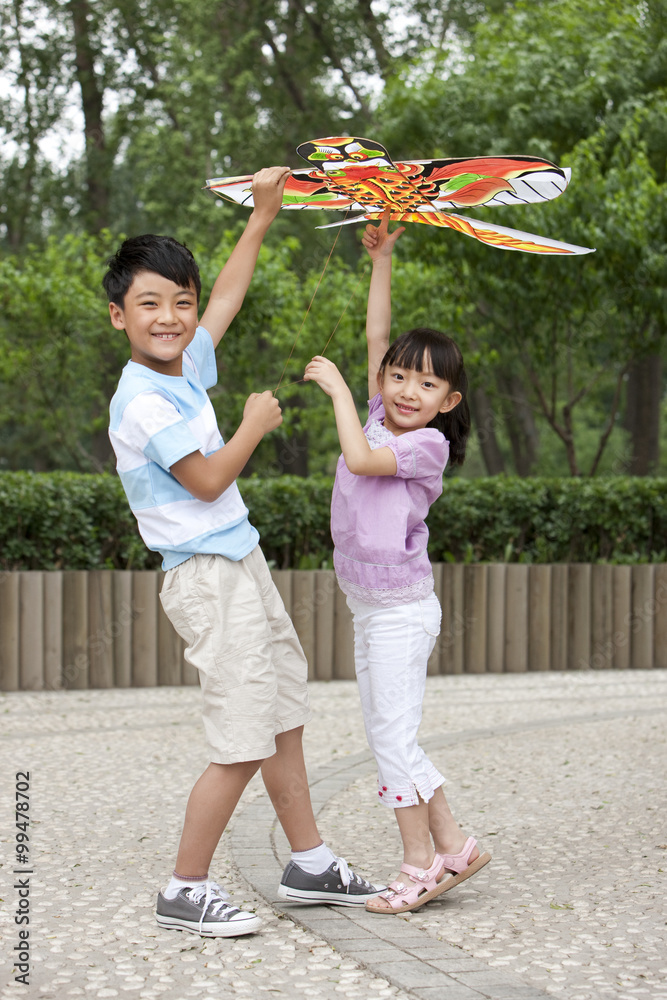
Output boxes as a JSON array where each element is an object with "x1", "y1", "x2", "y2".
[{"x1": 109, "y1": 326, "x2": 259, "y2": 570}]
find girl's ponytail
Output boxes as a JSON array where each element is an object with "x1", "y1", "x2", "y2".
[{"x1": 429, "y1": 366, "x2": 470, "y2": 466}]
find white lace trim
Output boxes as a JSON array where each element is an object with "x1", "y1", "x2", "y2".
[
  {"x1": 365, "y1": 419, "x2": 394, "y2": 450},
  {"x1": 339, "y1": 573, "x2": 434, "y2": 608}
]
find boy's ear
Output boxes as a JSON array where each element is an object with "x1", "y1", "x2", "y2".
[
  {"x1": 439, "y1": 390, "x2": 462, "y2": 414},
  {"x1": 108, "y1": 302, "x2": 126, "y2": 330}
]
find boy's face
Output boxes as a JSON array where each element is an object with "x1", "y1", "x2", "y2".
[{"x1": 109, "y1": 271, "x2": 199, "y2": 376}]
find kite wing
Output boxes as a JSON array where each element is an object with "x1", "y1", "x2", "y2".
[
  {"x1": 315, "y1": 210, "x2": 594, "y2": 255},
  {"x1": 204, "y1": 170, "x2": 359, "y2": 210},
  {"x1": 204, "y1": 136, "x2": 594, "y2": 254}
]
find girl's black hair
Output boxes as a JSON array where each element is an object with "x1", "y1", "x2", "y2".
[
  {"x1": 102, "y1": 234, "x2": 201, "y2": 307},
  {"x1": 378, "y1": 327, "x2": 471, "y2": 466}
]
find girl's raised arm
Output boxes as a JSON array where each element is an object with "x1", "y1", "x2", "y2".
[{"x1": 362, "y1": 211, "x2": 405, "y2": 398}]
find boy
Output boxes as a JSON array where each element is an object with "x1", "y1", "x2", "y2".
[{"x1": 105, "y1": 167, "x2": 383, "y2": 938}]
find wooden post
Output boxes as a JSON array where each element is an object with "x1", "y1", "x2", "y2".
[
  {"x1": 439, "y1": 564, "x2": 464, "y2": 674},
  {"x1": 333, "y1": 583, "x2": 355, "y2": 679},
  {"x1": 654, "y1": 564, "x2": 667, "y2": 669},
  {"x1": 271, "y1": 569, "x2": 292, "y2": 616},
  {"x1": 0, "y1": 572, "x2": 20, "y2": 691},
  {"x1": 131, "y1": 572, "x2": 159, "y2": 687},
  {"x1": 88, "y1": 571, "x2": 114, "y2": 688},
  {"x1": 568, "y1": 565, "x2": 591, "y2": 670},
  {"x1": 464, "y1": 565, "x2": 487, "y2": 673},
  {"x1": 505, "y1": 564, "x2": 528, "y2": 673},
  {"x1": 62, "y1": 571, "x2": 89, "y2": 689},
  {"x1": 428, "y1": 563, "x2": 443, "y2": 675},
  {"x1": 292, "y1": 570, "x2": 317, "y2": 681},
  {"x1": 612, "y1": 566, "x2": 632, "y2": 669},
  {"x1": 112, "y1": 571, "x2": 133, "y2": 687},
  {"x1": 528, "y1": 565, "x2": 551, "y2": 671},
  {"x1": 19, "y1": 572, "x2": 44, "y2": 690},
  {"x1": 631, "y1": 565, "x2": 654, "y2": 669},
  {"x1": 550, "y1": 564, "x2": 568, "y2": 672},
  {"x1": 486, "y1": 563, "x2": 506, "y2": 673},
  {"x1": 590, "y1": 564, "x2": 614, "y2": 670},
  {"x1": 157, "y1": 572, "x2": 184, "y2": 686},
  {"x1": 43, "y1": 571, "x2": 63, "y2": 690},
  {"x1": 314, "y1": 570, "x2": 336, "y2": 681}
]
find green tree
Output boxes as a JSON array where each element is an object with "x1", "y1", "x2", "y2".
[{"x1": 375, "y1": 0, "x2": 667, "y2": 476}]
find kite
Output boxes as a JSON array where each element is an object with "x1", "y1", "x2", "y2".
[{"x1": 205, "y1": 135, "x2": 595, "y2": 256}]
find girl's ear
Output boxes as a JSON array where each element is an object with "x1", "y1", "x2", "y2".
[
  {"x1": 439, "y1": 390, "x2": 462, "y2": 414},
  {"x1": 376, "y1": 369, "x2": 384, "y2": 391}
]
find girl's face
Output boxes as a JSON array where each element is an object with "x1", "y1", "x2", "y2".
[{"x1": 378, "y1": 358, "x2": 462, "y2": 436}]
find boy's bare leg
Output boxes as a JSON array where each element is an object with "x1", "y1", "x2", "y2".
[
  {"x1": 175, "y1": 759, "x2": 262, "y2": 875},
  {"x1": 260, "y1": 726, "x2": 321, "y2": 851}
]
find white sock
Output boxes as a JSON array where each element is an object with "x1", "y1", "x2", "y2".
[
  {"x1": 163, "y1": 872, "x2": 208, "y2": 900},
  {"x1": 291, "y1": 842, "x2": 336, "y2": 875}
]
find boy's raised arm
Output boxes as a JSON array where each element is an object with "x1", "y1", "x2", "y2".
[
  {"x1": 362, "y1": 210, "x2": 404, "y2": 399},
  {"x1": 200, "y1": 165, "x2": 290, "y2": 347}
]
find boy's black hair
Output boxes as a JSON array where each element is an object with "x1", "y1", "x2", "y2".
[
  {"x1": 102, "y1": 234, "x2": 201, "y2": 307},
  {"x1": 378, "y1": 327, "x2": 471, "y2": 466}
]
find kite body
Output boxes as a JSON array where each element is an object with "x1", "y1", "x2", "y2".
[{"x1": 205, "y1": 136, "x2": 594, "y2": 255}]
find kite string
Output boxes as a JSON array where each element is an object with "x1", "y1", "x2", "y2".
[
  {"x1": 318, "y1": 260, "x2": 370, "y2": 358},
  {"x1": 272, "y1": 261, "x2": 370, "y2": 392},
  {"x1": 272, "y1": 219, "x2": 346, "y2": 394}
]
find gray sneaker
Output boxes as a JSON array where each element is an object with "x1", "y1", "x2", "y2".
[
  {"x1": 277, "y1": 857, "x2": 385, "y2": 906},
  {"x1": 156, "y1": 880, "x2": 261, "y2": 937}
]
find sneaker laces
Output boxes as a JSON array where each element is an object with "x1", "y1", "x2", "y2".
[
  {"x1": 185, "y1": 880, "x2": 233, "y2": 934},
  {"x1": 332, "y1": 857, "x2": 373, "y2": 890}
]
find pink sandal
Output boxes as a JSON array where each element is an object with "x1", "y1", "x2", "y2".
[
  {"x1": 365, "y1": 854, "x2": 447, "y2": 914},
  {"x1": 435, "y1": 836, "x2": 492, "y2": 895}
]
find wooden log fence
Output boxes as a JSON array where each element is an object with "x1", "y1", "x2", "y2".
[{"x1": 1, "y1": 564, "x2": 666, "y2": 691}]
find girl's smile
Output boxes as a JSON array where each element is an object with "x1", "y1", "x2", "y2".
[{"x1": 380, "y1": 364, "x2": 460, "y2": 436}]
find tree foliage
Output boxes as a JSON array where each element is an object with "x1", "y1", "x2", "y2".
[{"x1": 1, "y1": 0, "x2": 666, "y2": 478}]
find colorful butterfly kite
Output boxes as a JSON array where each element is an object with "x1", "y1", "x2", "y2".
[{"x1": 205, "y1": 136, "x2": 595, "y2": 256}]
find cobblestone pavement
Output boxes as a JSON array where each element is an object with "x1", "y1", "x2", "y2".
[{"x1": 1, "y1": 670, "x2": 666, "y2": 1000}]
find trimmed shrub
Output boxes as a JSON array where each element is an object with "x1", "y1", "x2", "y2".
[{"x1": 1, "y1": 471, "x2": 666, "y2": 570}]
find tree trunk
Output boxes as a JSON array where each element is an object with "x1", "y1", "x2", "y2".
[
  {"x1": 469, "y1": 386, "x2": 505, "y2": 474},
  {"x1": 69, "y1": 0, "x2": 109, "y2": 231},
  {"x1": 498, "y1": 372, "x2": 539, "y2": 476},
  {"x1": 625, "y1": 354, "x2": 662, "y2": 475}
]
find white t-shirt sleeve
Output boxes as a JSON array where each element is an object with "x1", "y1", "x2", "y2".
[
  {"x1": 119, "y1": 391, "x2": 202, "y2": 471},
  {"x1": 183, "y1": 326, "x2": 218, "y2": 391}
]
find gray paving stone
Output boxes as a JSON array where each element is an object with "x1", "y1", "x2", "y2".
[
  {"x1": 370, "y1": 959, "x2": 455, "y2": 988},
  {"x1": 1, "y1": 671, "x2": 665, "y2": 1000},
  {"x1": 429, "y1": 957, "x2": 500, "y2": 973},
  {"x1": 410, "y1": 984, "x2": 488, "y2": 999}
]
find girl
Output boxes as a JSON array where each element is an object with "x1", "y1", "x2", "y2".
[{"x1": 303, "y1": 213, "x2": 491, "y2": 914}]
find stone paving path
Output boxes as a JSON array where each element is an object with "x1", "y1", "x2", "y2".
[{"x1": 1, "y1": 671, "x2": 666, "y2": 1000}]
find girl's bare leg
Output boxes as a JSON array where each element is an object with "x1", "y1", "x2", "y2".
[
  {"x1": 427, "y1": 786, "x2": 479, "y2": 861},
  {"x1": 370, "y1": 799, "x2": 434, "y2": 910}
]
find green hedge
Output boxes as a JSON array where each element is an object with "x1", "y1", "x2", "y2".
[{"x1": 1, "y1": 471, "x2": 666, "y2": 571}]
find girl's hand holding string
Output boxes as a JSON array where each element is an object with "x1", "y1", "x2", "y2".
[
  {"x1": 303, "y1": 356, "x2": 349, "y2": 399},
  {"x1": 362, "y1": 208, "x2": 405, "y2": 262}
]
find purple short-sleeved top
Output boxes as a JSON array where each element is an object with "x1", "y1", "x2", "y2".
[{"x1": 331, "y1": 393, "x2": 449, "y2": 607}]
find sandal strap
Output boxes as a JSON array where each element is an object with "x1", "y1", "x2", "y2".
[
  {"x1": 437, "y1": 837, "x2": 478, "y2": 874},
  {"x1": 400, "y1": 854, "x2": 443, "y2": 884}
]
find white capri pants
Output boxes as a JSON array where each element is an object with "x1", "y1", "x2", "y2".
[{"x1": 347, "y1": 591, "x2": 445, "y2": 808}]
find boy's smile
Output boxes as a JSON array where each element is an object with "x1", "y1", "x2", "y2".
[{"x1": 108, "y1": 271, "x2": 199, "y2": 376}]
